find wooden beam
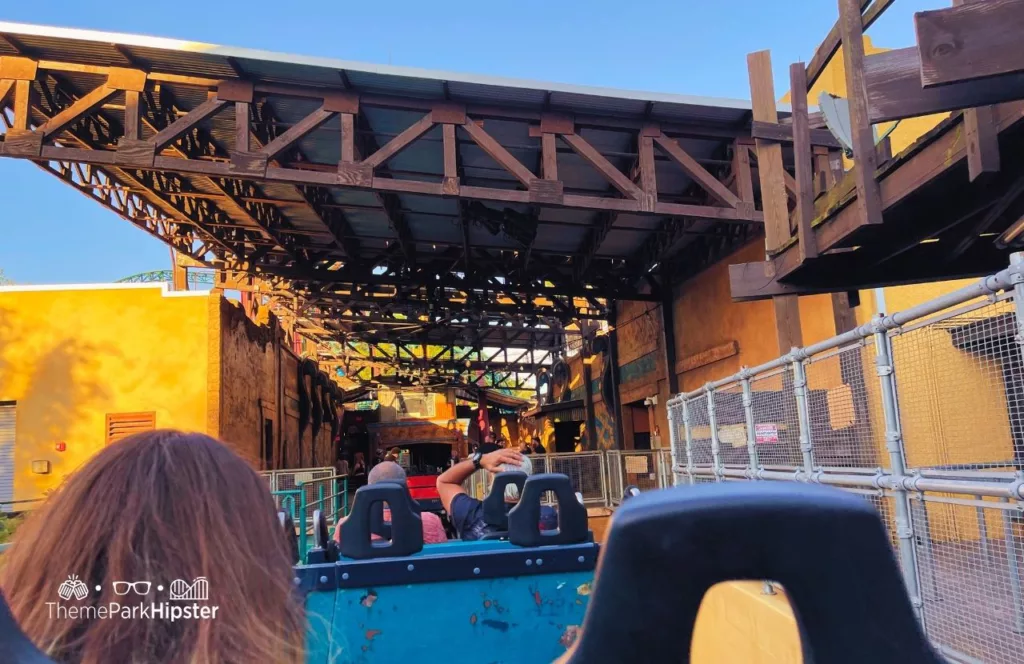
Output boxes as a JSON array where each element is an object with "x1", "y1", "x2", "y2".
[
  {"x1": 838, "y1": 0, "x2": 884, "y2": 226},
  {"x1": 362, "y1": 113, "x2": 434, "y2": 169},
  {"x1": 462, "y1": 119, "x2": 534, "y2": 187},
  {"x1": 340, "y1": 113, "x2": 355, "y2": 163},
  {"x1": 653, "y1": 134, "x2": 741, "y2": 209},
  {"x1": 750, "y1": 121, "x2": 843, "y2": 150},
  {"x1": 806, "y1": 0, "x2": 895, "y2": 91},
  {"x1": 0, "y1": 79, "x2": 14, "y2": 108},
  {"x1": 916, "y1": 0, "x2": 1024, "y2": 88},
  {"x1": 773, "y1": 295, "x2": 803, "y2": 354},
  {"x1": 732, "y1": 139, "x2": 755, "y2": 204},
  {"x1": 562, "y1": 133, "x2": 643, "y2": 201},
  {"x1": 148, "y1": 97, "x2": 228, "y2": 152},
  {"x1": 790, "y1": 63, "x2": 818, "y2": 263},
  {"x1": 259, "y1": 105, "x2": 336, "y2": 161},
  {"x1": 954, "y1": 0, "x2": 1001, "y2": 183},
  {"x1": 123, "y1": 89, "x2": 141, "y2": 141},
  {"x1": 864, "y1": 47, "x2": 1024, "y2": 123},
  {"x1": 38, "y1": 84, "x2": 118, "y2": 138},
  {"x1": 12, "y1": 80, "x2": 29, "y2": 130},
  {"x1": 442, "y1": 123, "x2": 459, "y2": 194},
  {"x1": 541, "y1": 133, "x2": 558, "y2": 180},
  {"x1": 747, "y1": 50, "x2": 790, "y2": 251},
  {"x1": 638, "y1": 135, "x2": 658, "y2": 199}
]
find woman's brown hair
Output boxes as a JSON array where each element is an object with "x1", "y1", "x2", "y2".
[{"x1": 0, "y1": 430, "x2": 304, "y2": 663}]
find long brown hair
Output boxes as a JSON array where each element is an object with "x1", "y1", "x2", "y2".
[{"x1": 0, "y1": 430, "x2": 304, "y2": 663}]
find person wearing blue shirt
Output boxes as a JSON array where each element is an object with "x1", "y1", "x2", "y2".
[{"x1": 436, "y1": 449, "x2": 558, "y2": 540}]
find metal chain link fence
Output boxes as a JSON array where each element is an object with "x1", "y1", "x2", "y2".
[{"x1": 666, "y1": 254, "x2": 1024, "y2": 664}]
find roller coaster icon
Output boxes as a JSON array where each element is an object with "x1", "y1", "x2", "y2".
[{"x1": 168, "y1": 577, "x2": 209, "y2": 602}]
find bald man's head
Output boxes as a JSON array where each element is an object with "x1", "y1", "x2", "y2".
[{"x1": 368, "y1": 460, "x2": 407, "y2": 485}]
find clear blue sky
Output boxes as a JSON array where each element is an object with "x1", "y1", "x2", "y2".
[{"x1": 0, "y1": 0, "x2": 943, "y2": 284}]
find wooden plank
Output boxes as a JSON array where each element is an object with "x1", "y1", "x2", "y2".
[
  {"x1": 638, "y1": 135, "x2": 658, "y2": 207},
  {"x1": 38, "y1": 84, "x2": 118, "y2": 138},
  {"x1": 148, "y1": 97, "x2": 228, "y2": 152},
  {"x1": 747, "y1": 50, "x2": 791, "y2": 251},
  {"x1": 675, "y1": 341, "x2": 739, "y2": 375},
  {"x1": 562, "y1": 132, "x2": 643, "y2": 200},
  {"x1": 947, "y1": 171, "x2": 1024, "y2": 262},
  {"x1": 123, "y1": 90, "x2": 141, "y2": 141},
  {"x1": 790, "y1": 63, "x2": 818, "y2": 263},
  {"x1": 235, "y1": 101, "x2": 250, "y2": 152},
  {"x1": 462, "y1": 120, "x2": 535, "y2": 187},
  {"x1": 442, "y1": 123, "x2": 459, "y2": 196},
  {"x1": 953, "y1": 0, "x2": 1001, "y2": 183},
  {"x1": 864, "y1": 47, "x2": 1024, "y2": 123},
  {"x1": 12, "y1": 80, "x2": 29, "y2": 130},
  {"x1": 732, "y1": 139, "x2": 755, "y2": 203},
  {"x1": 340, "y1": 113, "x2": 355, "y2": 163},
  {"x1": 541, "y1": 133, "x2": 558, "y2": 180},
  {"x1": 806, "y1": 0, "x2": 894, "y2": 90},
  {"x1": 831, "y1": 292, "x2": 858, "y2": 334},
  {"x1": 838, "y1": 0, "x2": 884, "y2": 226},
  {"x1": 362, "y1": 113, "x2": 434, "y2": 170},
  {"x1": 916, "y1": 0, "x2": 1024, "y2": 88},
  {"x1": 259, "y1": 105, "x2": 336, "y2": 160},
  {"x1": 0, "y1": 56, "x2": 37, "y2": 81},
  {"x1": 653, "y1": 134, "x2": 740, "y2": 208},
  {"x1": 750, "y1": 121, "x2": 843, "y2": 150},
  {"x1": 773, "y1": 295, "x2": 804, "y2": 353}
]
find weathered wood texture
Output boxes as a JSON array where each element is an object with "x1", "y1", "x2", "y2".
[
  {"x1": 916, "y1": 0, "x2": 1024, "y2": 87},
  {"x1": 838, "y1": 0, "x2": 883, "y2": 226}
]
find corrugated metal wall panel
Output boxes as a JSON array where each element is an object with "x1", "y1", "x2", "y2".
[{"x1": 0, "y1": 404, "x2": 16, "y2": 512}]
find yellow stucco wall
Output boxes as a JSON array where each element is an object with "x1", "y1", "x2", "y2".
[
  {"x1": 692, "y1": 583, "x2": 801, "y2": 663},
  {"x1": 0, "y1": 284, "x2": 211, "y2": 504}
]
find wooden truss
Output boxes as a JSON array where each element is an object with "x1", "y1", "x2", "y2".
[{"x1": 729, "y1": 0, "x2": 1024, "y2": 301}]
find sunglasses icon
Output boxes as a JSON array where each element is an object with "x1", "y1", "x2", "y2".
[{"x1": 112, "y1": 581, "x2": 152, "y2": 596}]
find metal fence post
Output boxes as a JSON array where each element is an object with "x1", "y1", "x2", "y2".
[
  {"x1": 297, "y1": 481, "x2": 308, "y2": 563},
  {"x1": 874, "y1": 324, "x2": 924, "y2": 626},
  {"x1": 682, "y1": 399, "x2": 695, "y2": 485},
  {"x1": 1000, "y1": 494, "x2": 1024, "y2": 634},
  {"x1": 598, "y1": 451, "x2": 610, "y2": 506},
  {"x1": 706, "y1": 385, "x2": 723, "y2": 482},
  {"x1": 790, "y1": 351, "x2": 815, "y2": 476},
  {"x1": 740, "y1": 369, "x2": 760, "y2": 477},
  {"x1": 668, "y1": 402, "x2": 682, "y2": 487}
]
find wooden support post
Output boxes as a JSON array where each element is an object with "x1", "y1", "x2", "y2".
[
  {"x1": 659, "y1": 286, "x2": 679, "y2": 396},
  {"x1": 123, "y1": 90, "x2": 141, "y2": 141},
  {"x1": 953, "y1": 0, "x2": 1001, "y2": 183},
  {"x1": 608, "y1": 303, "x2": 625, "y2": 451},
  {"x1": 838, "y1": 0, "x2": 884, "y2": 226},
  {"x1": 747, "y1": 51, "x2": 790, "y2": 253},
  {"x1": 582, "y1": 353, "x2": 598, "y2": 453},
  {"x1": 748, "y1": 50, "x2": 805, "y2": 356},
  {"x1": 790, "y1": 62, "x2": 818, "y2": 263},
  {"x1": 340, "y1": 113, "x2": 355, "y2": 163},
  {"x1": 732, "y1": 138, "x2": 756, "y2": 204},
  {"x1": 541, "y1": 133, "x2": 558, "y2": 180},
  {"x1": 442, "y1": 123, "x2": 459, "y2": 196}
]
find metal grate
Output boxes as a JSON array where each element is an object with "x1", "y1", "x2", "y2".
[{"x1": 104, "y1": 411, "x2": 156, "y2": 446}]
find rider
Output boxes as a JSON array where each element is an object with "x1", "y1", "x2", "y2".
[
  {"x1": 436, "y1": 449, "x2": 557, "y2": 540},
  {"x1": 333, "y1": 461, "x2": 447, "y2": 544}
]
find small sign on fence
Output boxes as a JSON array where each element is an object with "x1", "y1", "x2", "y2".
[
  {"x1": 625, "y1": 456, "x2": 649, "y2": 474},
  {"x1": 755, "y1": 423, "x2": 779, "y2": 444}
]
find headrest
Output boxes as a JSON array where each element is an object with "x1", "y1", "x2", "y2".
[
  {"x1": 621, "y1": 485, "x2": 641, "y2": 502},
  {"x1": 278, "y1": 511, "x2": 298, "y2": 564},
  {"x1": 482, "y1": 471, "x2": 528, "y2": 529},
  {"x1": 561, "y1": 482, "x2": 943, "y2": 664},
  {"x1": 339, "y1": 483, "x2": 423, "y2": 559},
  {"x1": 508, "y1": 473, "x2": 588, "y2": 546}
]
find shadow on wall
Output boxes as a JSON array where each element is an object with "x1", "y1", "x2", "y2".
[{"x1": 0, "y1": 305, "x2": 116, "y2": 501}]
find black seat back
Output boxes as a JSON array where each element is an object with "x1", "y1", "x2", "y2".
[
  {"x1": 508, "y1": 473, "x2": 589, "y2": 546},
  {"x1": 0, "y1": 592, "x2": 56, "y2": 663},
  {"x1": 562, "y1": 482, "x2": 943, "y2": 664},
  {"x1": 481, "y1": 471, "x2": 528, "y2": 530},
  {"x1": 339, "y1": 483, "x2": 423, "y2": 559},
  {"x1": 367, "y1": 481, "x2": 422, "y2": 540},
  {"x1": 278, "y1": 510, "x2": 298, "y2": 564}
]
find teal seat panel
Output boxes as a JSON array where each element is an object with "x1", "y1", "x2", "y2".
[{"x1": 307, "y1": 571, "x2": 593, "y2": 664}]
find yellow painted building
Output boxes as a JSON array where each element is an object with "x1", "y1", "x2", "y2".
[{"x1": 0, "y1": 282, "x2": 336, "y2": 510}]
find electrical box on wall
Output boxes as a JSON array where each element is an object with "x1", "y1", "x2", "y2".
[{"x1": 31, "y1": 460, "x2": 51, "y2": 474}]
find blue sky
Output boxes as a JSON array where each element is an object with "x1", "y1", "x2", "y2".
[{"x1": 0, "y1": 0, "x2": 943, "y2": 284}]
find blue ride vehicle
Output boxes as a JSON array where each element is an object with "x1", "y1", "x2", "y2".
[{"x1": 3, "y1": 476, "x2": 944, "y2": 664}]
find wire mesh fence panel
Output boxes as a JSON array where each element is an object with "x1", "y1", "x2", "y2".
[
  {"x1": 275, "y1": 467, "x2": 337, "y2": 515},
  {"x1": 748, "y1": 369, "x2": 802, "y2": 467},
  {"x1": 805, "y1": 341, "x2": 885, "y2": 468},
  {"x1": 687, "y1": 394, "x2": 713, "y2": 466},
  {"x1": 547, "y1": 452, "x2": 607, "y2": 505},
  {"x1": 610, "y1": 451, "x2": 664, "y2": 498},
  {"x1": 910, "y1": 494, "x2": 1024, "y2": 664},
  {"x1": 655, "y1": 448, "x2": 674, "y2": 489},
  {"x1": 668, "y1": 400, "x2": 687, "y2": 473},
  {"x1": 713, "y1": 383, "x2": 750, "y2": 467},
  {"x1": 889, "y1": 296, "x2": 1022, "y2": 473}
]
